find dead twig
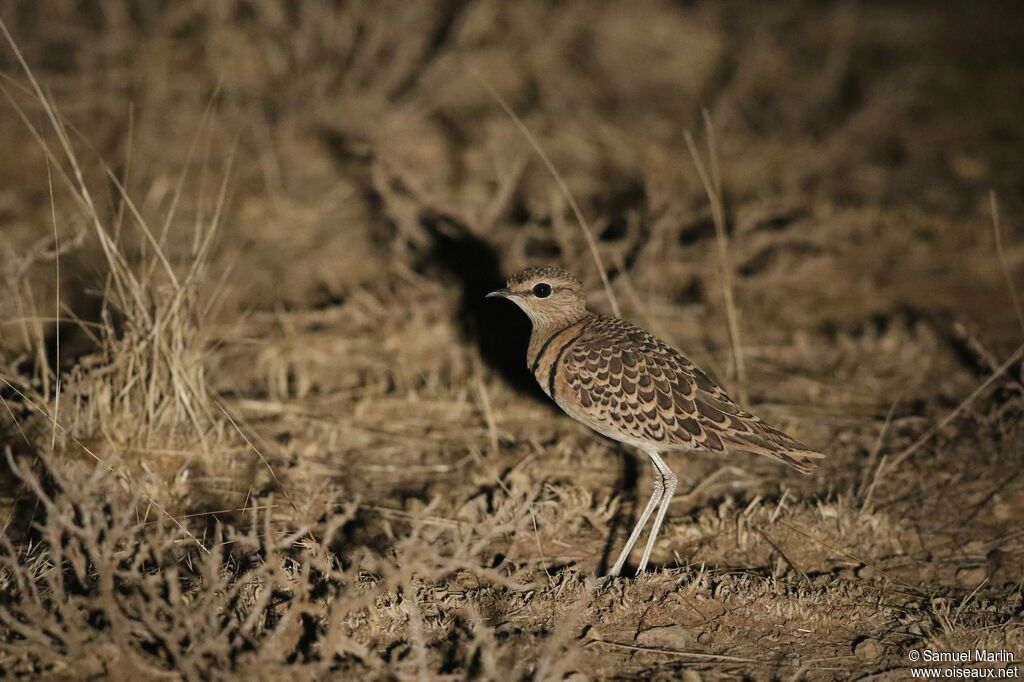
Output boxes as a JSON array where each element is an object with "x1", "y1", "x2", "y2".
[
  {"x1": 882, "y1": 341, "x2": 1024, "y2": 475},
  {"x1": 990, "y1": 191, "x2": 1024, "y2": 337},
  {"x1": 684, "y1": 111, "x2": 746, "y2": 402},
  {"x1": 586, "y1": 637, "x2": 756, "y2": 663},
  {"x1": 474, "y1": 74, "x2": 621, "y2": 317}
]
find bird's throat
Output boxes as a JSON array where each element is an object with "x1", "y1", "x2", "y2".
[{"x1": 526, "y1": 313, "x2": 592, "y2": 373}]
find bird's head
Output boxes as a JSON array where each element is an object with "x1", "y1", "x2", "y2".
[{"x1": 486, "y1": 266, "x2": 588, "y2": 327}]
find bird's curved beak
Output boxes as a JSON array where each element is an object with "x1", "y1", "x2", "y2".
[{"x1": 485, "y1": 288, "x2": 512, "y2": 300}]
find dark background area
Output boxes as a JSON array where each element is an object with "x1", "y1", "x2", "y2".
[{"x1": 1, "y1": 1, "x2": 1022, "y2": 678}]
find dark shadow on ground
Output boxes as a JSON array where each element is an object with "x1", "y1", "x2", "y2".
[
  {"x1": 596, "y1": 447, "x2": 640, "y2": 575},
  {"x1": 419, "y1": 209, "x2": 549, "y2": 403}
]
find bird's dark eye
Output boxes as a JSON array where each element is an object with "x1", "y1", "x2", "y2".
[{"x1": 532, "y1": 283, "x2": 552, "y2": 298}]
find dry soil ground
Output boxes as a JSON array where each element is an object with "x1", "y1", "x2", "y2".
[{"x1": 1, "y1": 1, "x2": 1023, "y2": 679}]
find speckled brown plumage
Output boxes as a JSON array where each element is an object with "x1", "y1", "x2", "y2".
[
  {"x1": 552, "y1": 314, "x2": 823, "y2": 473},
  {"x1": 487, "y1": 266, "x2": 824, "y2": 576}
]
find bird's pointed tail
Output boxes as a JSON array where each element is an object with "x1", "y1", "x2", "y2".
[{"x1": 724, "y1": 422, "x2": 825, "y2": 474}]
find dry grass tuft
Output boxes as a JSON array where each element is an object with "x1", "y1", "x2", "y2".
[
  {"x1": 1, "y1": 2, "x2": 1023, "y2": 678},
  {"x1": 0, "y1": 447, "x2": 551, "y2": 679}
]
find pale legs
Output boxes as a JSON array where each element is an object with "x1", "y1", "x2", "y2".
[
  {"x1": 635, "y1": 451, "x2": 677, "y2": 574},
  {"x1": 607, "y1": 450, "x2": 678, "y2": 577}
]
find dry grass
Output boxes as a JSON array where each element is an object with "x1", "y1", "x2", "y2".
[{"x1": 1, "y1": 1, "x2": 1023, "y2": 679}]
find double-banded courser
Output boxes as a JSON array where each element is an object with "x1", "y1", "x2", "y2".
[{"x1": 488, "y1": 266, "x2": 823, "y2": 576}]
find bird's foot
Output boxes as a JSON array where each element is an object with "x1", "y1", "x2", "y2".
[{"x1": 592, "y1": 572, "x2": 628, "y2": 595}]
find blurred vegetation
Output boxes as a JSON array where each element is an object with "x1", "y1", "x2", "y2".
[{"x1": 0, "y1": 1, "x2": 1022, "y2": 678}]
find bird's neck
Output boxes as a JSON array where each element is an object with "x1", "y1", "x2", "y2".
[{"x1": 526, "y1": 311, "x2": 592, "y2": 370}]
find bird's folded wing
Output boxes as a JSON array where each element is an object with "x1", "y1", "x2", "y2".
[{"x1": 566, "y1": 316, "x2": 824, "y2": 473}]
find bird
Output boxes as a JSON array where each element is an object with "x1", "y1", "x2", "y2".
[{"x1": 486, "y1": 266, "x2": 824, "y2": 577}]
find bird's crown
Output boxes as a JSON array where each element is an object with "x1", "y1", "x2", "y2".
[{"x1": 506, "y1": 266, "x2": 583, "y2": 292}]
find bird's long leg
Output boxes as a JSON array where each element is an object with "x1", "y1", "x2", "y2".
[
  {"x1": 635, "y1": 451, "x2": 677, "y2": 576},
  {"x1": 607, "y1": 458, "x2": 664, "y2": 577}
]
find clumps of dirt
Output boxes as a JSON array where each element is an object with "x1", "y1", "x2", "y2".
[{"x1": 2, "y1": 1, "x2": 1024, "y2": 678}]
